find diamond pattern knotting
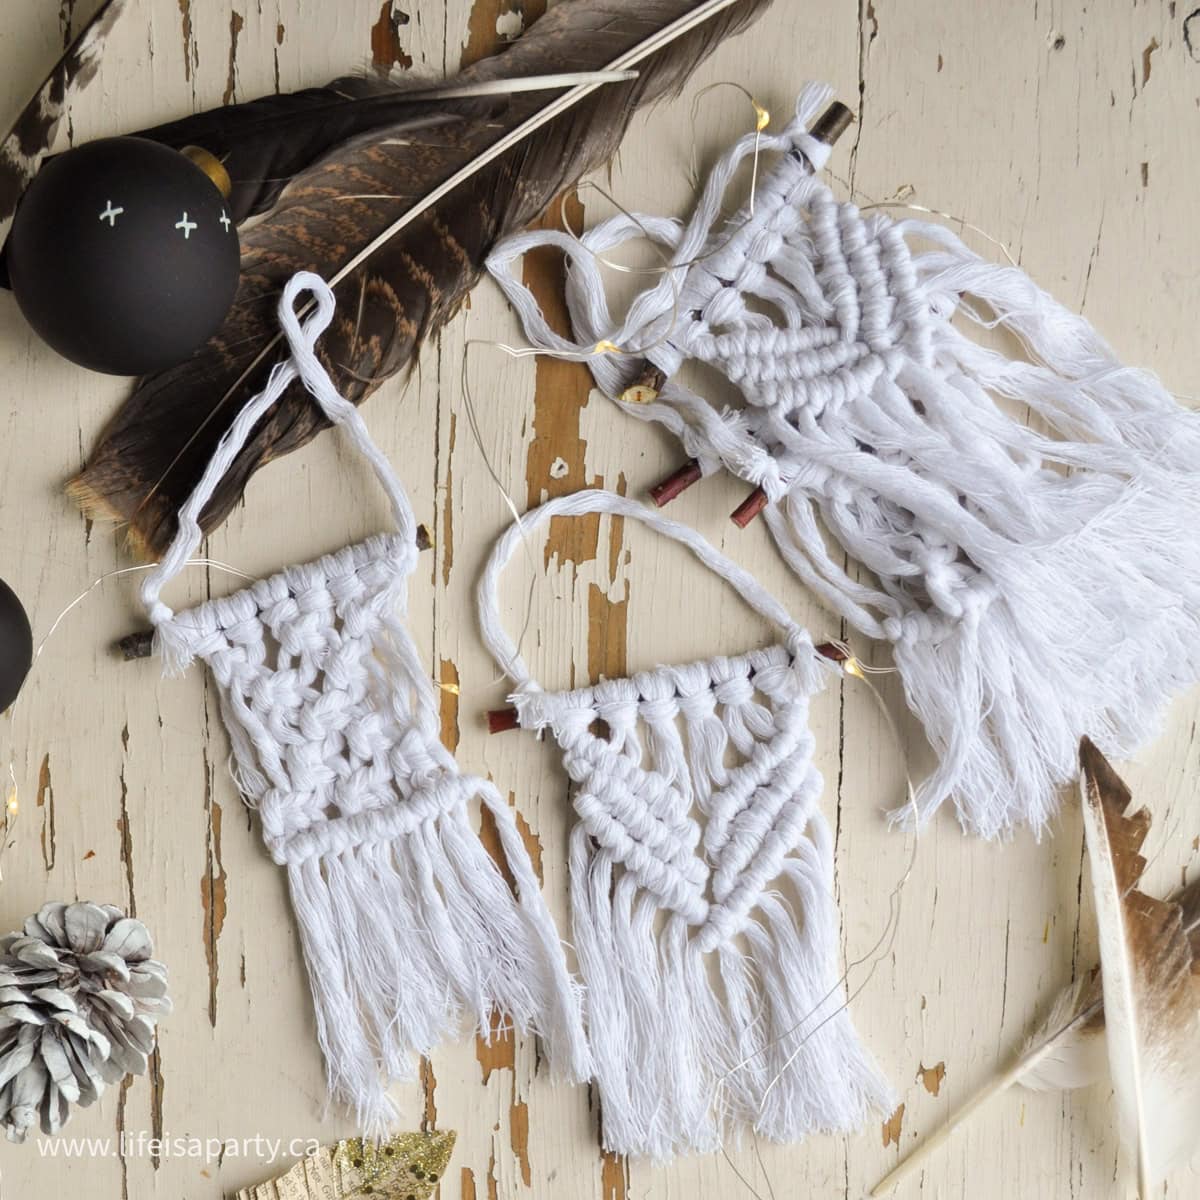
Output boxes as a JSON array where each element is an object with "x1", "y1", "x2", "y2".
[{"x1": 520, "y1": 644, "x2": 823, "y2": 952}]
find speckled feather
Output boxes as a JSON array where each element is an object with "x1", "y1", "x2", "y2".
[
  {"x1": 0, "y1": 0, "x2": 128, "y2": 252},
  {"x1": 70, "y1": 0, "x2": 773, "y2": 557}
]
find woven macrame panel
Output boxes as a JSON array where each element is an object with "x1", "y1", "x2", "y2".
[
  {"x1": 171, "y1": 534, "x2": 453, "y2": 866},
  {"x1": 481, "y1": 490, "x2": 892, "y2": 1160},
  {"x1": 490, "y1": 85, "x2": 1200, "y2": 839},
  {"x1": 145, "y1": 274, "x2": 587, "y2": 1136},
  {"x1": 511, "y1": 642, "x2": 890, "y2": 1158},
  {"x1": 526, "y1": 644, "x2": 816, "y2": 951}
]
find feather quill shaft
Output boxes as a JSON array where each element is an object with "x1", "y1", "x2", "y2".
[
  {"x1": 329, "y1": 0, "x2": 743, "y2": 291},
  {"x1": 873, "y1": 835, "x2": 1200, "y2": 1195},
  {"x1": 210, "y1": 0, "x2": 747, "y2": 435},
  {"x1": 135, "y1": 69, "x2": 638, "y2": 223},
  {"x1": 70, "y1": 0, "x2": 774, "y2": 557},
  {"x1": 1079, "y1": 737, "x2": 1200, "y2": 1197}
]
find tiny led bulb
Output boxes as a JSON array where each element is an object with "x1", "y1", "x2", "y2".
[
  {"x1": 843, "y1": 657, "x2": 865, "y2": 680},
  {"x1": 752, "y1": 101, "x2": 771, "y2": 132},
  {"x1": 620, "y1": 383, "x2": 659, "y2": 404}
]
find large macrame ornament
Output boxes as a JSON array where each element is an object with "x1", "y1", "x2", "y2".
[
  {"x1": 478, "y1": 490, "x2": 892, "y2": 1158},
  {"x1": 141, "y1": 273, "x2": 587, "y2": 1132},
  {"x1": 489, "y1": 82, "x2": 1200, "y2": 838}
]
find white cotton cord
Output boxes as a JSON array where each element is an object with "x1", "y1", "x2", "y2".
[
  {"x1": 710, "y1": 646, "x2": 919, "y2": 1174},
  {"x1": 491, "y1": 78, "x2": 1200, "y2": 838},
  {"x1": 143, "y1": 272, "x2": 422, "y2": 675},
  {"x1": 823, "y1": 173, "x2": 1020, "y2": 268},
  {"x1": 458, "y1": 341, "x2": 541, "y2": 685},
  {"x1": 507, "y1": 92, "x2": 842, "y2": 449},
  {"x1": 457, "y1": 171, "x2": 748, "y2": 675},
  {"x1": 136, "y1": 269, "x2": 593, "y2": 1125},
  {"x1": 477, "y1": 488, "x2": 811, "y2": 690},
  {"x1": 861, "y1": 199, "x2": 1018, "y2": 267},
  {"x1": 477, "y1": 489, "x2": 892, "y2": 1156},
  {"x1": 488, "y1": 83, "x2": 839, "y2": 485}
]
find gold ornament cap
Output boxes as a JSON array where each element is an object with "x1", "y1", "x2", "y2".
[{"x1": 181, "y1": 145, "x2": 232, "y2": 200}]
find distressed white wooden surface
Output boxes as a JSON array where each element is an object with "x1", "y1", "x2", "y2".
[{"x1": 0, "y1": 1, "x2": 1197, "y2": 1197}]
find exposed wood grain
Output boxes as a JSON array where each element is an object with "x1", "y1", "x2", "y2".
[
  {"x1": 420, "y1": 1057, "x2": 439, "y2": 1132},
  {"x1": 36, "y1": 752, "x2": 54, "y2": 872},
  {"x1": 223, "y1": 10, "x2": 244, "y2": 106},
  {"x1": 200, "y1": 778, "x2": 228, "y2": 1028},
  {"x1": 370, "y1": 1, "x2": 413, "y2": 72},
  {"x1": 0, "y1": 2, "x2": 1197, "y2": 1198},
  {"x1": 918, "y1": 1062, "x2": 946, "y2": 1098},
  {"x1": 882, "y1": 1103, "x2": 905, "y2": 1149},
  {"x1": 600, "y1": 1149, "x2": 628, "y2": 1200}
]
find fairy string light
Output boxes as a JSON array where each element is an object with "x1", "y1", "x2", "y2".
[{"x1": 0, "y1": 558, "x2": 251, "y2": 881}]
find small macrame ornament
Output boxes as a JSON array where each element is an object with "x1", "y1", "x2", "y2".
[
  {"x1": 478, "y1": 490, "x2": 892, "y2": 1159},
  {"x1": 0, "y1": 901, "x2": 170, "y2": 1142},
  {"x1": 489, "y1": 82, "x2": 1200, "y2": 838},
  {"x1": 141, "y1": 273, "x2": 586, "y2": 1132}
]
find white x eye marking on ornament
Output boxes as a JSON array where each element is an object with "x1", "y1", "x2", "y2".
[
  {"x1": 98, "y1": 201, "x2": 124, "y2": 227},
  {"x1": 175, "y1": 212, "x2": 197, "y2": 239},
  {"x1": 219, "y1": 211, "x2": 231, "y2": 233}
]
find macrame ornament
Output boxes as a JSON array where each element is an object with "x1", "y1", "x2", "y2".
[
  {"x1": 488, "y1": 82, "x2": 1200, "y2": 838},
  {"x1": 141, "y1": 272, "x2": 586, "y2": 1133},
  {"x1": 478, "y1": 490, "x2": 892, "y2": 1159}
]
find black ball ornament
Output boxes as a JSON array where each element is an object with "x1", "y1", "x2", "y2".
[
  {"x1": 6, "y1": 137, "x2": 240, "y2": 376},
  {"x1": 0, "y1": 578, "x2": 32, "y2": 713}
]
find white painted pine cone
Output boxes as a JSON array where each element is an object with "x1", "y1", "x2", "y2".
[{"x1": 0, "y1": 901, "x2": 171, "y2": 1142}]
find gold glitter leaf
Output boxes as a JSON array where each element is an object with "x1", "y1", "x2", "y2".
[{"x1": 234, "y1": 1130, "x2": 456, "y2": 1200}]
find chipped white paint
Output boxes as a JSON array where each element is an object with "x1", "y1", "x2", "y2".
[
  {"x1": 0, "y1": 2, "x2": 1196, "y2": 1198},
  {"x1": 495, "y1": 9, "x2": 524, "y2": 40}
]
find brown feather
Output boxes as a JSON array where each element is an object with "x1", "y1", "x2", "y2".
[
  {"x1": 872, "y1": 751, "x2": 1200, "y2": 1198},
  {"x1": 1078, "y1": 736, "x2": 1200, "y2": 1196},
  {"x1": 69, "y1": 0, "x2": 773, "y2": 557},
  {"x1": 0, "y1": 0, "x2": 128, "y2": 252}
]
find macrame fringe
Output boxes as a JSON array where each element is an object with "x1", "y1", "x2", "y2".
[
  {"x1": 491, "y1": 624, "x2": 893, "y2": 1157},
  {"x1": 570, "y1": 811, "x2": 892, "y2": 1159},
  {"x1": 487, "y1": 89, "x2": 1200, "y2": 838},
  {"x1": 143, "y1": 275, "x2": 589, "y2": 1132},
  {"x1": 288, "y1": 784, "x2": 588, "y2": 1136},
  {"x1": 769, "y1": 226, "x2": 1200, "y2": 836}
]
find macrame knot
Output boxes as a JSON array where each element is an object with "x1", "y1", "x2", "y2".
[
  {"x1": 278, "y1": 271, "x2": 337, "y2": 378},
  {"x1": 631, "y1": 669, "x2": 679, "y2": 724},
  {"x1": 509, "y1": 681, "x2": 557, "y2": 733},
  {"x1": 592, "y1": 691, "x2": 638, "y2": 741}
]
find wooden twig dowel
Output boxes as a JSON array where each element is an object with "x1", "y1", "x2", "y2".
[
  {"x1": 487, "y1": 707, "x2": 520, "y2": 734},
  {"x1": 649, "y1": 459, "x2": 702, "y2": 507},
  {"x1": 807, "y1": 100, "x2": 855, "y2": 150},
  {"x1": 115, "y1": 523, "x2": 434, "y2": 660},
  {"x1": 730, "y1": 487, "x2": 768, "y2": 527},
  {"x1": 117, "y1": 631, "x2": 155, "y2": 660},
  {"x1": 634, "y1": 105, "x2": 857, "y2": 523}
]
